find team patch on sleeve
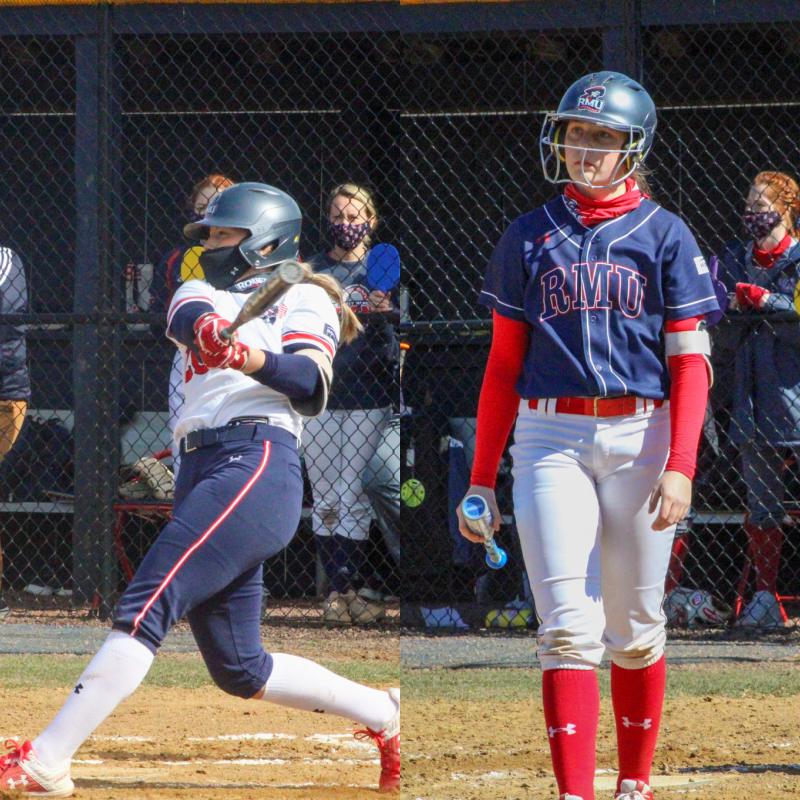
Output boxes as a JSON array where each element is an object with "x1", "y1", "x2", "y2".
[
  {"x1": 694, "y1": 256, "x2": 709, "y2": 275},
  {"x1": 282, "y1": 329, "x2": 336, "y2": 359}
]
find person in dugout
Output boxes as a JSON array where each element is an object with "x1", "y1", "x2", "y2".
[
  {"x1": 0, "y1": 244, "x2": 29, "y2": 619},
  {"x1": 151, "y1": 174, "x2": 236, "y2": 475},
  {"x1": 303, "y1": 183, "x2": 400, "y2": 626},
  {"x1": 715, "y1": 170, "x2": 800, "y2": 628}
]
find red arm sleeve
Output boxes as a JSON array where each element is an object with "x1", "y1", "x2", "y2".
[
  {"x1": 664, "y1": 316, "x2": 709, "y2": 481},
  {"x1": 470, "y1": 310, "x2": 529, "y2": 488}
]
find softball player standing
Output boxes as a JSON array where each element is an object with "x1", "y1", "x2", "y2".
[
  {"x1": 458, "y1": 72, "x2": 718, "y2": 800},
  {"x1": 0, "y1": 183, "x2": 400, "y2": 796}
]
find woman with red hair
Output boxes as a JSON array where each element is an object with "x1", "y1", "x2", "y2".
[{"x1": 719, "y1": 170, "x2": 800, "y2": 627}]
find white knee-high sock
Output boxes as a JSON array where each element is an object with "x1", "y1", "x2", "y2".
[
  {"x1": 261, "y1": 653, "x2": 397, "y2": 732},
  {"x1": 33, "y1": 631, "x2": 154, "y2": 769}
]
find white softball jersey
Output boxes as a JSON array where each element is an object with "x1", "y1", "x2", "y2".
[{"x1": 167, "y1": 277, "x2": 340, "y2": 442}]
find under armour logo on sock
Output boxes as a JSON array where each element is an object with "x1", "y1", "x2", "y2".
[
  {"x1": 621, "y1": 717, "x2": 652, "y2": 729},
  {"x1": 74, "y1": 683, "x2": 84, "y2": 694},
  {"x1": 548, "y1": 723, "x2": 576, "y2": 737}
]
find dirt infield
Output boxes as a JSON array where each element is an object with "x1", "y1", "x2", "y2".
[
  {"x1": 2, "y1": 647, "x2": 800, "y2": 799},
  {"x1": 408, "y1": 667, "x2": 800, "y2": 800},
  {"x1": 0, "y1": 632, "x2": 401, "y2": 800},
  {"x1": 3, "y1": 674, "x2": 800, "y2": 800},
  {"x1": 1, "y1": 685, "x2": 392, "y2": 799}
]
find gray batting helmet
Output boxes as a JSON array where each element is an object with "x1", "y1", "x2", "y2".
[
  {"x1": 540, "y1": 71, "x2": 657, "y2": 187},
  {"x1": 184, "y1": 182, "x2": 302, "y2": 271}
]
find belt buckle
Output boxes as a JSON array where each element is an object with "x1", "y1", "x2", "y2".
[
  {"x1": 182, "y1": 433, "x2": 197, "y2": 454},
  {"x1": 593, "y1": 397, "x2": 599, "y2": 416}
]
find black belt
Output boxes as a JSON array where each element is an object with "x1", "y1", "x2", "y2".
[{"x1": 179, "y1": 418, "x2": 296, "y2": 455}]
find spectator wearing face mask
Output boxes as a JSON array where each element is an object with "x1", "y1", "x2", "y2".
[
  {"x1": 302, "y1": 183, "x2": 400, "y2": 627},
  {"x1": 716, "y1": 170, "x2": 800, "y2": 627}
]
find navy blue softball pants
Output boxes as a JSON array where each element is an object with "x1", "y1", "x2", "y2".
[{"x1": 113, "y1": 423, "x2": 303, "y2": 698}]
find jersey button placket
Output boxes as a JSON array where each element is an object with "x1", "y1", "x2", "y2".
[{"x1": 582, "y1": 237, "x2": 604, "y2": 394}]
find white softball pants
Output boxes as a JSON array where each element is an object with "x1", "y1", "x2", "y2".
[
  {"x1": 302, "y1": 407, "x2": 390, "y2": 541},
  {"x1": 511, "y1": 400, "x2": 675, "y2": 671}
]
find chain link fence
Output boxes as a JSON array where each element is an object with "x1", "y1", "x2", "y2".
[{"x1": 0, "y1": 2, "x2": 798, "y2": 633}]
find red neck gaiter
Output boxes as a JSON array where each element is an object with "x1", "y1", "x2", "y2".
[
  {"x1": 753, "y1": 233, "x2": 792, "y2": 269},
  {"x1": 564, "y1": 178, "x2": 644, "y2": 227}
]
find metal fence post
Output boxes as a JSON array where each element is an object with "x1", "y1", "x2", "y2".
[
  {"x1": 603, "y1": 0, "x2": 642, "y2": 81},
  {"x1": 73, "y1": 5, "x2": 120, "y2": 613}
]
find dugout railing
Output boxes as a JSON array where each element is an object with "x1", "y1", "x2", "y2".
[{"x1": 0, "y1": 0, "x2": 799, "y2": 632}]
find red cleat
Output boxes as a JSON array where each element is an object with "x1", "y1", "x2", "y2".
[
  {"x1": 0, "y1": 739, "x2": 74, "y2": 796},
  {"x1": 354, "y1": 687, "x2": 400, "y2": 793}
]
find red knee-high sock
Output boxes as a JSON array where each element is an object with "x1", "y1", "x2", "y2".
[
  {"x1": 611, "y1": 656, "x2": 666, "y2": 789},
  {"x1": 746, "y1": 523, "x2": 783, "y2": 593},
  {"x1": 664, "y1": 534, "x2": 689, "y2": 594},
  {"x1": 542, "y1": 668, "x2": 599, "y2": 800}
]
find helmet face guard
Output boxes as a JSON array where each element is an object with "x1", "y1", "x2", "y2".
[
  {"x1": 540, "y1": 71, "x2": 657, "y2": 189},
  {"x1": 184, "y1": 183, "x2": 302, "y2": 282},
  {"x1": 540, "y1": 115, "x2": 648, "y2": 189}
]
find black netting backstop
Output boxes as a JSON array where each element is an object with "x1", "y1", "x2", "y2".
[{"x1": 0, "y1": 0, "x2": 798, "y2": 632}]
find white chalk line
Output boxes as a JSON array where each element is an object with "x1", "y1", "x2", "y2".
[
  {"x1": 187, "y1": 733, "x2": 296, "y2": 741},
  {"x1": 75, "y1": 777, "x2": 378, "y2": 789},
  {"x1": 73, "y1": 757, "x2": 380, "y2": 766},
  {"x1": 91, "y1": 736, "x2": 153, "y2": 742},
  {"x1": 65, "y1": 730, "x2": 383, "y2": 774}
]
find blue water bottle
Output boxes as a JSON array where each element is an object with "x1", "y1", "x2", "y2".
[{"x1": 461, "y1": 494, "x2": 508, "y2": 570}]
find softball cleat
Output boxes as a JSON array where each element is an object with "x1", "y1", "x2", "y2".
[
  {"x1": 0, "y1": 740, "x2": 74, "y2": 797},
  {"x1": 559, "y1": 795, "x2": 585, "y2": 800},
  {"x1": 322, "y1": 590, "x2": 352, "y2": 626},
  {"x1": 354, "y1": 687, "x2": 399, "y2": 792},
  {"x1": 616, "y1": 779, "x2": 654, "y2": 800},
  {"x1": 736, "y1": 590, "x2": 785, "y2": 628},
  {"x1": 348, "y1": 588, "x2": 388, "y2": 625}
]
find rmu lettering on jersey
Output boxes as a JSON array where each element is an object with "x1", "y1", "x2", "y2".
[
  {"x1": 540, "y1": 262, "x2": 647, "y2": 321},
  {"x1": 478, "y1": 197, "x2": 719, "y2": 400}
]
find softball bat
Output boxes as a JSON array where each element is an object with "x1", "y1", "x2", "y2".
[{"x1": 221, "y1": 260, "x2": 310, "y2": 341}]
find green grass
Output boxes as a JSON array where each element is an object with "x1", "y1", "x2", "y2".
[
  {"x1": 1, "y1": 655, "x2": 796, "y2": 700},
  {"x1": 402, "y1": 663, "x2": 800, "y2": 703},
  {"x1": 0, "y1": 654, "x2": 400, "y2": 691}
]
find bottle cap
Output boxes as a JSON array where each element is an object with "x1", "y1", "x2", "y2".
[{"x1": 462, "y1": 495, "x2": 487, "y2": 520}]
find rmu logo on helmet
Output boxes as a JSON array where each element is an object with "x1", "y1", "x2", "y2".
[{"x1": 577, "y1": 86, "x2": 605, "y2": 113}]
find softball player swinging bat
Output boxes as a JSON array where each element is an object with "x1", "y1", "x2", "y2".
[
  {"x1": 0, "y1": 183, "x2": 400, "y2": 796},
  {"x1": 457, "y1": 73, "x2": 719, "y2": 800}
]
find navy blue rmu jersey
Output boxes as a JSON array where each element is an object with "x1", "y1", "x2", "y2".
[{"x1": 480, "y1": 196, "x2": 719, "y2": 400}]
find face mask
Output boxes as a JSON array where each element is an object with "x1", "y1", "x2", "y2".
[
  {"x1": 199, "y1": 246, "x2": 251, "y2": 290},
  {"x1": 189, "y1": 210, "x2": 205, "y2": 223},
  {"x1": 327, "y1": 220, "x2": 371, "y2": 251},
  {"x1": 743, "y1": 210, "x2": 782, "y2": 241}
]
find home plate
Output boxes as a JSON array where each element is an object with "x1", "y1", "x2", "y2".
[{"x1": 594, "y1": 774, "x2": 736, "y2": 791}]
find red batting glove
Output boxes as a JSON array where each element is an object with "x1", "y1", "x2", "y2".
[
  {"x1": 194, "y1": 312, "x2": 237, "y2": 356},
  {"x1": 735, "y1": 283, "x2": 771, "y2": 309},
  {"x1": 199, "y1": 341, "x2": 251, "y2": 371}
]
